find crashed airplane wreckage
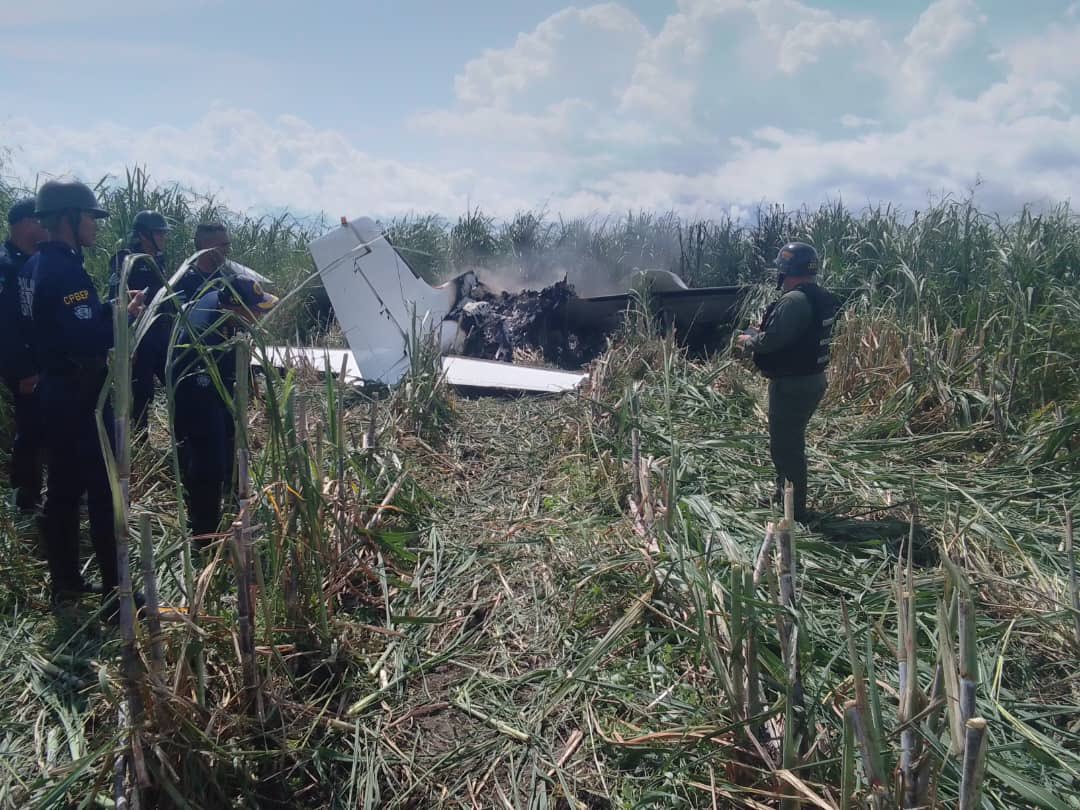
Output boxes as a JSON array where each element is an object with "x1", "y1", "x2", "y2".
[{"x1": 268, "y1": 216, "x2": 748, "y2": 394}]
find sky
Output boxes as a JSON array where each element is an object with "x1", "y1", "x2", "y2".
[{"x1": 1, "y1": 0, "x2": 1078, "y2": 221}]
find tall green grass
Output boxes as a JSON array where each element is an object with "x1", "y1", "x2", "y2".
[
  {"x1": 4, "y1": 165, "x2": 1079, "y2": 440},
  {"x1": 0, "y1": 163, "x2": 1078, "y2": 807}
]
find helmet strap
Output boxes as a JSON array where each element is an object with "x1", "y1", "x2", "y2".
[{"x1": 65, "y1": 210, "x2": 83, "y2": 255}]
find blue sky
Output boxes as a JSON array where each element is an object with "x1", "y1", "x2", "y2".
[{"x1": 1, "y1": 0, "x2": 1078, "y2": 220}]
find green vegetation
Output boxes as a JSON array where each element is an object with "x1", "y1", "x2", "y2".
[{"x1": 0, "y1": 166, "x2": 1078, "y2": 808}]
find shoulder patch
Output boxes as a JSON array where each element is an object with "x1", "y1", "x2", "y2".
[
  {"x1": 63, "y1": 289, "x2": 91, "y2": 306},
  {"x1": 73, "y1": 304, "x2": 93, "y2": 320}
]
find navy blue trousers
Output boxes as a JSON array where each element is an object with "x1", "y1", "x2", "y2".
[
  {"x1": 4, "y1": 380, "x2": 45, "y2": 511},
  {"x1": 39, "y1": 373, "x2": 118, "y2": 593},
  {"x1": 131, "y1": 324, "x2": 170, "y2": 432},
  {"x1": 174, "y1": 373, "x2": 234, "y2": 543}
]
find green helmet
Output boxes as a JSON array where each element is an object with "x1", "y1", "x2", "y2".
[
  {"x1": 132, "y1": 210, "x2": 170, "y2": 233},
  {"x1": 34, "y1": 180, "x2": 109, "y2": 219}
]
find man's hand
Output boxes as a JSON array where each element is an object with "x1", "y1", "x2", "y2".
[
  {"x1": 17, "y1": 374, "x2": 38, "y2": 395},
  {"x1": 127, "y1": 289, "x2": 147, "y2": 318},
  {"x1": 736, "y1": 332, "x2": 757, "y2": 354}
]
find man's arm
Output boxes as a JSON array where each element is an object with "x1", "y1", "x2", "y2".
[
  {"x1": 746, "y1": 291, "x2": 812, "y2": 355},
  {"x1": 0, "y1": 257, "x2": 28, "y2": 382}
]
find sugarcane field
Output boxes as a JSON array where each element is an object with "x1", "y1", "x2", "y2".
[
  {"x1": 1, "y1": 165, "x2": 1078, "y2": 809},
  {"x1": 4, "y1": 4, "x2": 1080, "y2": 807}
]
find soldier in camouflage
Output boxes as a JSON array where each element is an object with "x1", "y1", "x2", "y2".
[{"x1": 738, "y1": 242, "x2": 839, "y2": 523}]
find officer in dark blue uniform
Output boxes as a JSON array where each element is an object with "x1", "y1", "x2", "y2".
[
  {"x1": 738, "y1": 242, "x2": 839, "y2": 523},
  {"x1": 171, "y1": 223, "x2": 276, "y2": 545},
  {"x1": 1, "y1": 198, "x2": 48, "y2": 513},
  {"x1": 26, "y1": 180, "x2": 146, "y2": 605},
  {"x1": 108, "y1": 210, "x2": 171, "y2": 432}
]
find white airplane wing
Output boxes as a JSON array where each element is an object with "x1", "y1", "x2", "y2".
[{"x1": 255, "y1": 345, "x2": 587, "y2": 394}]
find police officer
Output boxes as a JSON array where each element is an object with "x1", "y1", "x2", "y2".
[
  {"x1": 26, "y1": 179, "x2": 145, "y2": 606},
  {"x1": 108, "y1": 210, "x2": 171, "y2": 432},
  {"x1": 737, "y1": 242, "x2": 839, "y2": 523},
  {"x1": 171, "y1": 223, "x2": 276, "y2": 545},
  {"x1": 1, "y1": 198, "x2": 48, "y2": 513}
]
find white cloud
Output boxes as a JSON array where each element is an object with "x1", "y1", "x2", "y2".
[
  {"x1": 6, "y1": 89, "x2": 1077, "y2": 225},
  {"x1": 413, "y1": 99, "x2": 592, "y2": 148},
  {"x1": 749, "y1": 0, "x2": 886, "y2": 75},
  {"x1": 0, "y1": 106, "x2": 475, "y2": 219},
  {"x1": 424, "y1": 0, "x2": 891, "y2": 150},
  {"x1": 618, "y1": 0, "x2": 740, "y2": 120},
  {"x1": 905, "y1": 0, "x2": 983, "y2": 60},
  {"x1": 452, "y1": 4, "x2": 648, "y2": 109},
  {"x1": 898, "y1": 0, "x2": 986, "y2": 106},
  {"x1": 991, "y1": 22, "x2": 1080, "y2": 84},
  {"x1": 2, "y1": 2, "x2": 1077, "y2": 225},
  {"x1": 617, "y1": 0, "x2": 888, "y2": 127}
]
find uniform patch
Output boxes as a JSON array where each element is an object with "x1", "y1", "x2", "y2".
[
  {"x1": 196, "y1": 373, "x2": 211, "y2": 388},
  {"x1": 17, "y1": 278, "x2": 33, "y2": 318},
  {"x1": 73, "y1": 304, "x2": 93, "y2": 320},
  {"x1": 64, "y1": 289, "x2": 91, "y2": 306}
]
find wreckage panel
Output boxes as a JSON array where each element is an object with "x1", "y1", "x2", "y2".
[
  {"x1": 257, "y1": 346, "x2": 585, "y2": 394},
  {"x1": 441, "y1": 356, "x2": 585, "y2": 393},
  {"x1": 564, "y1": 286, "x2": 745, "y2": 337},
  {"x1": 259, "y1": 346, "x2": 363, "y2": 384},
  {"x1": 306, "y1": 217, "x2": 749, "y2": 388},
  {"x1": 307, "y1": 218, "x2": 462, "y2": 384}
]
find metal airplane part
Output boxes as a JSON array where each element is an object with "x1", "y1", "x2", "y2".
[
  {"x1": 565, "y1": 269, "x2": 744, "y2": 342},
  {"x1": 307, "y1": 217, "x2": 472, "y2": 385},
  {"x1": 257, "y1": 345, "x2": 587, "y2": 394},
  {"x1": 293, "y1": 216, "x2": 745, "y2": 394}
]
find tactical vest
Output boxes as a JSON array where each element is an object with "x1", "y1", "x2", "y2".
[
  {"x1": 109, "y1": 249, "x2": 167, "y2": 300},
  {"x1": 754, "y1": 283, "x2": 839, "y2": 378}
]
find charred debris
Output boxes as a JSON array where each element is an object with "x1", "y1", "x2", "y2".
[
  {"x1": 448, "y1": 279, "x2": 600, "y2": 368},
  {"x1": 443, "y1": 275, "x2": 744, "y2": 369}
]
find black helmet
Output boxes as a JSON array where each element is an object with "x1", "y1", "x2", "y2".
[
  {"x1": 6, "y1": 197, "x2": 37, "y2": 225},
  {"x1": 132, "y1": 210, "x2": 170, "y2": 233},
  {"x1": 773, "y1": 242, "x2": 819, "y2": 277},
  {"x1": 34, "y1": 180, "x2": 109, "y2": 219}
]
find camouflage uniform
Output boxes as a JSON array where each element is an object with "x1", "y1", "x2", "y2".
[{"x1": 748, "y1": 282, "x2": 838, "y2": 520}]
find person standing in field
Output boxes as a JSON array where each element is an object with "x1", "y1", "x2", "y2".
[
  {"x1": 171, "y1": 223, "x2": 277, "y2": 546},
  {"x1": 108, "y1": 210, "x2": 172, "y2": 433},
  {"x1": 737, "y1": 242, "x2": 839, "y2": 524},
  {"x1": 25, "y1": 180, "x2": 145, "y2": 609},
  {"x1": 1, "y1": 198, "x2": 48, "y2": 515}
]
